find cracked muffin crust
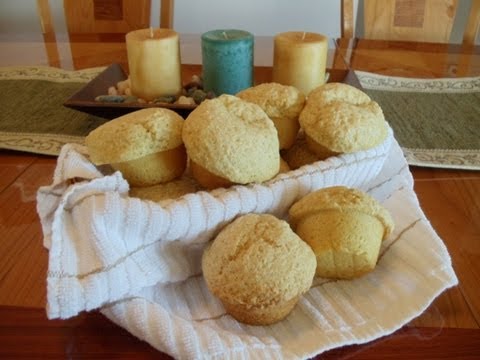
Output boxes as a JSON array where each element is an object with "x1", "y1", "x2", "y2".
[
  {"x1": 85, "y1": 107, "x2": 186, "y2": 186},
  {"x1": 299, "y1": 83, "x2": 389, "y2": 159},
  {"x1": 182, "y1": 95, "x2": 280, "y2": 189},
  {"x1": 202, "y1": 213, "x2": 316, "y2": 325}
]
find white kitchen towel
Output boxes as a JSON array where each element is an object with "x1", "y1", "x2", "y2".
[
  {"x1": 37, "y1": 130, "x2": 457, "y2": 359},
  {"x1": 38, "y1": 128, "x2": 393, "y2": 319}
]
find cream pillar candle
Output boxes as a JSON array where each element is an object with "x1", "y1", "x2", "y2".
[
  {"x1": 273, "y1": 32, "x2": 328, "y2": 96},
  {"x1": 126, "y1": 28, "x2": 182, "y2": 101}
]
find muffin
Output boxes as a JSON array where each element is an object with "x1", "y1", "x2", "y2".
[
  {"x1": 299, "y1": 83, "x2": 389, "y2": 159},
  {"x1": 129, "y1": 176, "x2": 200, "y2": 202},
  {"x1": 278, "y1": 157, "x2": 291, "y2": 173},
  {"x1": 281, "y1": 132, "x2": 319, "y2": 170},
  {"x1": 237, "y1": 83, "x2": 305, "y2": 149},
  {"x1": 182, "y1": 95, "x2": 280, "y2": 189},
  {"x1": 289, "y1": 186, "x2": 394, "y2": 279},
  {"x1": 202, "y1": 214, "x2": 316, "y2": 325},
  {"x1": 85, "y1": 108, "x2": 186, "y2": 186}
]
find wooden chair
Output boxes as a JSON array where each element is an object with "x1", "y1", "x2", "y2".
[
  {"x1": 38, "y1": 0, "x2": 174, "y2": 34},
  {"x1": 62, "y1": 0, "x2": 151, "y2": 34},
  {"x1": 338, "y1": 0, "x2": 480, "y2": 77},
  {"x1": 37, "y1": 0, "x2": 61, "y2": 67},
  {"x1": 160, "y1": 0, "x2": 174, "y2": 29},
  {"x1": 363, "y1": 0, "x2": 459, "y2": 43},
  {"x1": 36, "y1": 0, "x2": 174, "y2": 67},
  {"x1": 341, "y1": 0, "x2": 479, "y2": 45},
  {"x1": 463, "y1": 0, "x2": 480, "y2": 45}
]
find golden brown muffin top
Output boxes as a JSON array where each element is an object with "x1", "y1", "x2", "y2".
[
  {"x1": 85, "y1": 108, "x2": 184, "y2": 165},
  {"x1": 236, "y1": 82, "x2": 305, "y2": 120},
  {"x1": 182, "y1": 95, "x2": 280, "y2": 184},
  {"x1": 299, "y1": 83, "x2": 388, "y2": 153},
  {"x1": 308, "y1": 82, "x2": 371, "y2": 105},
  {"x1": 202, "y1": 213, "x2": 316, "y2": 308},
  {"x1": 289, "y1": 186, "x2": 394, "y2": 239}
]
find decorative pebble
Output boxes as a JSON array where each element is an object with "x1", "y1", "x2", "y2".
[
  {"x1": 176, "y1": 95, "x2": 196, "y2": 105},
  {"x1": 98, "y1": 74, "x2": 214, "y2": 106},
  {"x1": 191, "y1": 74, "x2": 202, "y2": 86},
  {"x1": 192, "y1": 89, "x2": 207, "y2": 104},
  {"x1": 153, "y1": 95, "x2": 177, "y2": 104},
  {"x1": 187, "y1": 86, "x2": 198, "y2": 97},
  {"x1": 184, "y1": 81, "x2": 200, "y2": 91},
  {"x1": 95, "y1": 95, "x2": 125, "y2": 103},
  {"x1": 108, "y1": 86, "x2": 118, "y2": 95},
  {"x1": 117, "y1": 79, "x2": 130, "y2": 93},
  {"x1": 123, "y1": 96, "x2": 138, "y2": 103}
]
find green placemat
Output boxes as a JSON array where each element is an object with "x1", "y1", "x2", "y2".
[
  {"x1": 364, "y1": 91, "x2": 479, "y2": 150},
  {"x1": 0, "y1": 66, "x2": 108, "y2": 155},
  {"x1": 357, "y1": 71, "x2": 480, "y2": 170}
]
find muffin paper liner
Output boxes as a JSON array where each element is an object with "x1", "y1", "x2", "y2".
[{"x1": 37, "y1": 128, "x2": 457, "y2": 359}]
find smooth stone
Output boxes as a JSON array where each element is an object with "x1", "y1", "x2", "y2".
[{"x1": 95, "y1": 95, "x2": 125, "y2": 103}]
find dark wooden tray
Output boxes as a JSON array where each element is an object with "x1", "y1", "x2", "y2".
[
  {"x1": 64, "y1": 63, "x2": 361, "y2": 120},
  {"x1": 63, "y1": 63, "x2": 196, "y2": 119}
]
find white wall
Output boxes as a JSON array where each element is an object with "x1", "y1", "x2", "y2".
[
  {"x1": 0, "y1": 1, "x2": 44, "y2": 33},
  {"x1": 151, "y1": 0, "x2": 352, "y2": 38},
  {"x1": 152, "y1": 0, "x2": 356, "y2": 64}
]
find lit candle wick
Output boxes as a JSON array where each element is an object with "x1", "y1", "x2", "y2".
[
  {"x1": 150, "y1": 27, "x2": 154, "y2": 38},
  {"x1": 301, "y1": 32, "x2": 306, "y2": 41},
  {"x1": 222, "y1": 31, "x2": 229, "y2": 40}
]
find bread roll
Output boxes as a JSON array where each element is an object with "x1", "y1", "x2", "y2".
[
  {"x1": 202, "y1": 214, "x2": 316, "y2": 325},
  {"x1": 289, "y1": 186, "x2": 394, "y2": 279}
]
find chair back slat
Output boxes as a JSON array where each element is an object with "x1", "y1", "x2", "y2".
[
  {"x1": 363, "y1": 0, "x2": 458, "y2": 43},
  {"x1": 160, "y1": 0, "x2": 174, "y2": 29},
  {"x1": 463, "y1": 0, "x2": 480, "y2": 45},
  {"x1": 341, "y1": 0, "x2": 354, "y2": 38}
]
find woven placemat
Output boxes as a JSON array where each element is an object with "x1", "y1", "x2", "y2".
[
  {"x1": 0, "y1": 66, "x2": 107, "y2": 155},
  {"x1": 357, "y1": 71, "x2": 480, "y2": 170}
]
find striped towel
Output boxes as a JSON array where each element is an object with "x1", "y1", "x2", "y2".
[{"x1": 37, "y1": 129, "x2": 457, "y2": 359}]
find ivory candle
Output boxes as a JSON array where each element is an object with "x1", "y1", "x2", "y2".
[
  {"x1": 201, "y1": 29, "x2": 254, "y2": 95},
  {"x1": 273, "y1": 32, "x2": 328, "y2": 96},
  {"x1": 126, "y1": 28, "x2": 182, "y2": 101}
]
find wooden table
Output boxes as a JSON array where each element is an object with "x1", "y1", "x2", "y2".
[{"x1": 0, "y1": 34, "x2": 479, "y2": 358}]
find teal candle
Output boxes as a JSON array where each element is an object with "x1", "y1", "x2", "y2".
[{"x1": 201, "y1": 29, "x2": 254, "y2": 95}]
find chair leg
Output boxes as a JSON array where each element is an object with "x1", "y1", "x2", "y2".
[
  {"x1": 463, "y1": 0, "x2": 480, "y2": 46},
  {"x1": 341, "y1": 0, "x2": 354, "y2": 38},
  {"x1": 36, "y1": 0, "x2": 61, "y2": 67},
  {"x1": 160, "y1": 0, "x2": 174, "y2": 29}
]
